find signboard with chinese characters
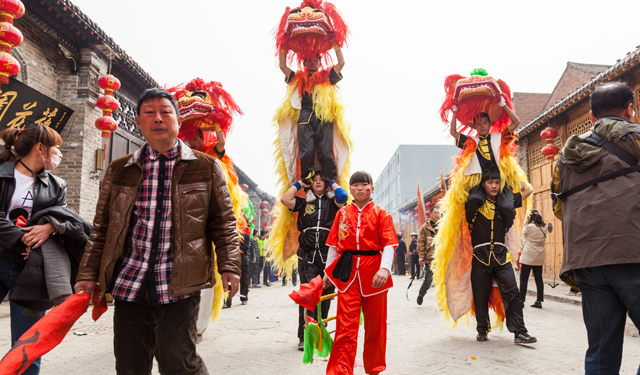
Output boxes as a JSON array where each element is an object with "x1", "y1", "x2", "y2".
[{"x1": 0, "y1": 78, "x2": 74, "y2": 133}]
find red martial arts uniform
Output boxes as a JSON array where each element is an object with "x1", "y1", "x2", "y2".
[{"x1": 325, "y1": 201, "x2": 398, "y2": 375}]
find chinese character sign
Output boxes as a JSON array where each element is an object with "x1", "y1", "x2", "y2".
[{"x1": 0, "y1": 78, "x2": 73, "y2": 133}]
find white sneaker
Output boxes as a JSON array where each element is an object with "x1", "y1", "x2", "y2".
[{"x1": 306, "y1": 190, "x2": 316, "y2": 203}]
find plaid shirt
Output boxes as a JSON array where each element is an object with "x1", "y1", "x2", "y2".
[{"x1": 111, "y1": 142, "x2": 193, "y2": 304}]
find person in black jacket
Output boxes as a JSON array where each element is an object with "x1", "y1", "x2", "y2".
[
  {"x1": 409, "y1": 233, "x2": 419, "y2": 279},
  {"x1": 0, "y1": 123, "x2": 66, "y2": 375},
  {"x1": 281, "y1": 173, "x2": 348, "y2": 350},
  {"x1": 236, "y1": 230, "x2": 252, "y2": 306}
]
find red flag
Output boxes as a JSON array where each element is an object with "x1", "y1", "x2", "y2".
[
  {"x1": 417, "y1": 181, "x2": 427, "y2": 228},
  {"x1": 289, "y1": 275, "x2": 323, "y2": 311},
  {"x1": 0, "y1": 288, "x2": 108, "y2": 374}
]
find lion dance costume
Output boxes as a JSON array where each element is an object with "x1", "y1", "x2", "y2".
[
  {"x1": 168, "y1": 78, "x2": 247, "y2": 336},
  {"x1": 269, "y1": 0, "x2": 353, "y2": 277},
  {"x1": 432, "y1": 69, "x2": 531, "y2": 330}
]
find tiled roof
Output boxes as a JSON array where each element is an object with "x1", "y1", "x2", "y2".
[
  {"x1": 512, "y1": 92, "x2": 551, "y2": 126},
  {"x1": 517, "y1": 50, "x2": 640, "y2": 138},
  {"x1": 543, "y1": 62, "x2": 610, "y2": 111}
]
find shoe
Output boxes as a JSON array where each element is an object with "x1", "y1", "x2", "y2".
[
  {"x1": 196, "y1": 333, "x2": 203, "y2": 344},
  {"x1": 254, "y1": 284, "x2": 261, "y2": 288},
  {"x1": 326, "y1": 189, "x2": 335, "y2": 199},
  {"x1": 417, "y1": 294, "x2": 424, "y2": 306},
  {"x1": 514, "y1": 332, "x2": 537, "y2": 344},
  {"x1": 266, "y1": 283, "x2": 271, "y2": 287},
  {"x1": 226, "y1": 298, "x2": 232, "y2": 308},
  {"x1": 565, "y1": 290, "x2": 581, "y2": 296},
  {"x1": 305, "y1": 189, "x2": 316, "y2": 203},
  {"x1": 531, "y1": 301, "x2": 542, "y2": 309},
  {"x1": 292, "y1": 282, "x2": 297, "y2": 286},
  {"x1": 241, "y1": 300, "x2": 248, "y2": 305},
  {"x1": 476, "y1": 332, "x2": 488, "y2": 342},
  {"x1": 298, "y1": 337, "x2": 305, "y2": 351}
]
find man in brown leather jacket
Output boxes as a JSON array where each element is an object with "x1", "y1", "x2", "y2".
[{"x1": 74, "y1": 88, "x2": 240, "y2": 375}]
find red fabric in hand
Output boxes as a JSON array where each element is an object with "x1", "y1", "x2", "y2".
[{"x1": 289, "y1": 275, "x2": 323, "y2": 311}]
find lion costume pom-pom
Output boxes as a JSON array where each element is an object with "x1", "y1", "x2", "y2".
[
  {"x1": 275, "y1": 0, "x2": 349, "y2": 65},
  {"x1": 440, "y1": 68, "x2": 514, "y2": 135}
]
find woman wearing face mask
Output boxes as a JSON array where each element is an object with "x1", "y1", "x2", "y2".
[{"x1": 0, "y1": 123, "x2": 66, "y2": 375}]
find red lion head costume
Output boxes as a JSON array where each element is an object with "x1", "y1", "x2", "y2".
[
  {"x1": 167, "y1": 78, "x2": 243, "y2": 142},
  {"x1": 275, "y1": 0, "x2": 349, "y2": 67},
  {"x1": 440, "y1": 68, "x2": 514, "y2": 135}
]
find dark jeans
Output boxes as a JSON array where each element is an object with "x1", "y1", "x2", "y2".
[
  {"x1": 471, "y1": 257, "x2": 526, "y2": 334},
  {"x1": 574, "y1": 264, "x2": 640, "y2": 375},
  {"x1": 519, "y1": 264, "x2": 543, "y2": 303},
  {"x1": 297, "y1": 248, "x2": 335, "y2": 339},
  {"x1": 263, "y1": 259, "x2": 272, "y2": 285},
  {"x1": 113, "y1": 290, "x2": 207, "y2": 375},
  {"x1": 250, "y1": 262, "x2": 260, "y2": 285},
  {"x1": 410, "y1": 257, "x2": 420, "y2": 279},
  {"x1": 396, "y1": 253, "x2": 405, "y2": 275},
  {"x1": 256, "y1": 257, "x2": 265, "y2": 284},
  {"x1": 0, "y1": 257, "x2": 42, "y2": 375},
  {"x1": 418, "y1": 264, "x2": 434, "y2": 297},
  {"x1": 240, "y1": 264, "x2": 249, "y2": 301}
]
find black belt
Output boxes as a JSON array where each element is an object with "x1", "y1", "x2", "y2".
[{"x1": 332, "y1": 250, "x2": 380, "y2": 282}]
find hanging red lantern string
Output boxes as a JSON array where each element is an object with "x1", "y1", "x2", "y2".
[
  {"x1": 95, "y1": 74, "x2": 121, "y2": 138},
  {"x1": 540, "y1": 126, "x2": 560, "y2": 179},
  {"x1": 0, "y1": 0, "x2": 25, "y2": 92}
]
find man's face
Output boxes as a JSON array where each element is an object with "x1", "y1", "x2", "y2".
[
  {"x1": 474, "y1": 116, "x2": 491, "y2": 136},
  {"x1": 411, "y1": 235, "x2": 417, "y2": 241},
  {"x1": 482, "y1": 178, "x2": 501, "y2": 200},
  {"x1": 135, "y1": 97, "x2": 181, "y2": 151},
  {"x1": 311, "y1": 174, "x2": 326, "y2": 195},
  {"x1": 430, "y1": 208, "x2": 440, "y2": 222},
  {"x1": 190, "y1": 134, "x2": 204, "y2": 151},
  {"x1": 304, "y1": 58, "x2": 320, "y2": 73}
]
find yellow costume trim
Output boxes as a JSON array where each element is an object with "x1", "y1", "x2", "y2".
[
  {"x1": 432, "y1": 140, "x2": 531, "y2": 328},
  {"x1": 267, "y1": 73, "x2": 352, "y2": 276}
]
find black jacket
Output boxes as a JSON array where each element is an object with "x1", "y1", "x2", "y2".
[
  {"x1": 0, "y1": 160, "x2": 67, "y2": 263},
  {"x1": 11, "y1": 206, "x2": 92, "y2": 311},
  {"x1": 240, "y1": 232, "x2": 250, "y2": 266}
]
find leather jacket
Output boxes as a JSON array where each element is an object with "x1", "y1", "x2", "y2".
[
  {"x1": 0, "y1": 160, "x2": 67, "y2": 263},
  {"x1": 77, "y1": 140, "x2": 240, "y2": 299}
]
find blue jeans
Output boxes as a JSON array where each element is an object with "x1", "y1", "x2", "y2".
[
  {"x1": 0, "y1": 257, "x2": 43, "y2": 375},
  {"x1": 574, "y1": 264, "x2": 640, "y2": 375}
]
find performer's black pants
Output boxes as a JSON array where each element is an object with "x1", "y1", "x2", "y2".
[
  {"x1": 298, "y1": 119, "x2": 336, "y2": 181},
  {"x1": 519, "y1": 264, "x2": 544, "y2": 303},
  {"x1": 410, "y1": 257, "x2": 420, "y2": 279},
  {"x1": 471, "y1": 257, "x2": 526, "y2": 334},
  {"x1": 297, "y1": 247, "x2": 335, "y2": 339}
]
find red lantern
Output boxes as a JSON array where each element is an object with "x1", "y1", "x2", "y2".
[
  {"x1": 414, "y1": 206, "x2": 418, "y2": 211},
  {"x1": 261, "y1": 208, "x2": 269, "y2": 215},
  {"x1": 0, "y1": 0, "x2": 24, "y2": 89},
  {"x1": 540, "y1": 127, "x2": 559, "y2": 161},
  {"x1": 260, "y1": 201, "x2": 269, "y2": 208},
  {"x1": 414, "y1": 214, "x2": 419, "y2": 219},
  {"x1": 240, "y1": 184, "x2": 249, "y2": 191},
  {"x1": 95, "y1": 74, "x2": 121, "y2": 138},
  {"x1": 425, "y1": 202, "x2": 433, "y2": 209}
]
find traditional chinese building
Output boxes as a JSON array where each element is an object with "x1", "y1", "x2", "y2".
[{"x1": 4, "y1": 0, "x2": 273, "y2": 221}]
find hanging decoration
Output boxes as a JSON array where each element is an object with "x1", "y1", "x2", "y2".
[
  {"x1": 0, "y1": 0, "x2": 25, "y2": 92},
  {"x1": 95, "y1": 74, "x2": 121, "y2": 138},
  {"x1": 540, "y1": 127, "x2": 559, "y2": 161}
]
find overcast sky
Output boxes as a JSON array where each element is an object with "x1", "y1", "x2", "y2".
[{"x1": 70, "y1": 0, "x2": 640, "y2": 196}]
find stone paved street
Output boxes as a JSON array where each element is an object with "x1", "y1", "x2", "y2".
[{"x1": 0, "y1": 275, "x2": 638, "y2": 374}]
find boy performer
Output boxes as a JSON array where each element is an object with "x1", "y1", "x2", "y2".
[{"x1": 323, "y1": 171, "x2": 398, "y2": 375}]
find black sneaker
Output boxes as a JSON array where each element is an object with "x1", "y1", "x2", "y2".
[
  {"x1": 476, "y1": 332, "x2": 488, "y2": 341},
  {"x1": 514, "y1": 332, "x2": 537, "y2": 344},
  {"x1": 298, "y1": 337, "x2": 305, "y2": 351},
  {"x1": 417, "y1": 294, "x2": 424, "y2": 305},
  {"x1": 531, "y1": 301, "x2": 542, "y2": 309}
]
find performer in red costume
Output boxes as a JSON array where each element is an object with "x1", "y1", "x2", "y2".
[{"x1": 323, "y1": 171, "x2": 398, "y2": 375}]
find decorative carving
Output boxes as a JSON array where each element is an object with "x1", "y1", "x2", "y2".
[
  {"x1": 112, "y1": 91, "x2": 143, "y2": 140},
  {"x1": 58, "y1": 43, "x2": 77, "y2": 72}
]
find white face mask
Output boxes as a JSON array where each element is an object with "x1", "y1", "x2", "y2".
[{"x1": 42, "y1": 153, "x2": 62, "y2": 171}]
